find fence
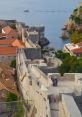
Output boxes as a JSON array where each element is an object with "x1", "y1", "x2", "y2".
[{"x1": 0, "y1": 100, "x2": 28, "y2": 117}]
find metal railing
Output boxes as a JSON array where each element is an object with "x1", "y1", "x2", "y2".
[{"x1": 0, "y1": 100, "x2": 33, "y2": 117}]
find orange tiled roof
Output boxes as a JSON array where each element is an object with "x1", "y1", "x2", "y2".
[
  {"x1": 0, "y1": 82, "x2": 6, "y2": 90},
  {"x1": 0, "y1": 47, "x2": 16, "y2": 55},
  {"x1": 0, "y1": 38, "x2": 14, "y2": 44},
  {"x1": 12, "y1": 39, "x2": 25, "y2": 48},
  {"x1": 78, "y1": 42, "x2": 82, "y2": 46},
  {"x1": 0, "y1": 33, "x2": 6, "y2": 37},
  {"x1": 73, "y1": 48, "x2": 82, "y2": 54},
  {"x1": 0, "y1": 38, "x2": 25, "y2": 48},
  {"x1": 2, "y1": 26, "x2": 15, "y2": 34},
  {"x1": 0, "y1": 63, "x2": 19, "y2": 96}
]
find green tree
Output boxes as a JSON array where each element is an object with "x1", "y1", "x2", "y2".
[
  {"x1": 59, "y1": 55, "x2": 82, "y2": 75},
  {"x1": 55, "y1": 50, "x2": 70, "y2": 60},
  {"x1": 70, "y1": 31, "x2": 81, "y2": 43}
]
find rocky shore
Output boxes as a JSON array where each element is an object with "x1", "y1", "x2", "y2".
[
  {"x1": 39, "y1": 37, "x2": 49, "y2": 47},
  {"x1": 61, "y1": 2, "x2": 82, "y2": 43}
]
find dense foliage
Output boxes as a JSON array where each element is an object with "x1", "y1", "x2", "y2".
[
  {"x1": 10, "y1": 59, "x2": 16, "y2": 68},
  {"x1": 15, "y1": 102, "x2": 25, "y2": 117},
  {"x1": 70, "y1": 31, "x2": 82, "y2": 44},
  {"x1": 6, "y1": 92, "x2": 18, "y2": 102},
  {"x1": 55, "y1": 50, "x2": 82, "y2": 75},
  {"x1": 71, "y1": 7, "x2": 82, "y2": 25},
  {"x1": 6, "y1": 93, "x2": 24, "y2": 117},
  {"x1": 55, "y1": 50, "x2": 70, "y2": 60}
]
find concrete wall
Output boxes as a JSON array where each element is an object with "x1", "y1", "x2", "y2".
[
  {"x1": 28, "y1": 26, "x2": 45, "y2": 39},
  {"x1": 61, "y1": 94, "x2": 82, "y2": 117},
  {"x1": 48, "y1": 73, "x2": 75, "y2": 81},
  {"x1": 24, "y1": 48, "x2": 41, "y2": 59},
  {"x1": 27, "y1": 31, "x2": 39, "y2": 44},
  {"x1": 0, "y1": 55, "x2": 15, "y2": 63},
  {"x1": 39, "y1": 66, "x2": 57, "y2": 75},
  {"x1": 21, "y1": 28, "x2": 39, "y2": 48},
  {"x1": 28, "y1": 65, "x2": 52, "y2": 88},
  {"x1": 28, "y1": 34, "x2": 39, "y2": 44},
  {"x1": 74, "y1": 73, "x2": 82, "y2": 95}
]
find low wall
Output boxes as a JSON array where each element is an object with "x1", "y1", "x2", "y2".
[
  {"x1": 48, "y1": 73, "x2": 75, "y2": 81},
  {"x1": 39, "y1": 66, "x2": 56, "y2": 75},
  {"x1": 0, "y1": 55, "x2": 15, "y2": 63}
]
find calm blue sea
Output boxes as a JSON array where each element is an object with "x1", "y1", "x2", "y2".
[{"x1": 0, "y1": 0, "x2": 81, "y2": 49}]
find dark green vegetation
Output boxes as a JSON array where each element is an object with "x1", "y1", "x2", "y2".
[
  {"x1": 14, "y1": 101, "x2": 25, "y2": 117},
  {"x1": 6, "y1": 92, "x2": 18, "y2": 102},
  {"x1": 70, "y1": 31, "x2": 82, "y2": 44},
  {"x1": 55, "y1": 50, "x2": 82, "y2": 75},
  {"x1": 71, "y1": 6, "x2": 82, "y2": 24},
  {"x1": 10, "y1": 59, "x2": 16, "y2": 68},
  {"x1": 55, "y1": 50, "x2": 70, "y2": 60},
  {"x1": 79, "y1": 6, "x2": 82, "y2": 13}
]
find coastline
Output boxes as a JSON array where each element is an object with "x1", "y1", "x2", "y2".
[{"x1": 61, "y1": 2, "x2": 82, "y2": 44}]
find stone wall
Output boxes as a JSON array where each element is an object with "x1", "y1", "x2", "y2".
[
  {"x1": 24, "y1": 48, "x2": 41, "y2": 59},
  {"x1": 0, "y1": 55, "x2": 15, "y2": 63},
  {"x1": 26, "y1": 31, "x2": 39, "y2": 44},
  {"x1": 39, "y1": 66, "x2": 57, "y2": 75},
  {"x1": 16, "y1": 51, "x2": 51, "y2": 117},
  {"x1": 16, "y1": 22, "x2": 25, "y2": 39},
  {"x1": 48, "y1": 73, "x2": 75, "y2": 81}
]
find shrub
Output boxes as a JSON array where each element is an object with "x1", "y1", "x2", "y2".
[
  {"x1": 10, "y1": 59, "x2": 16, "y2": 68},
  {"x1": 6, "y1": 92, "x2": 18, "y2": 102}
]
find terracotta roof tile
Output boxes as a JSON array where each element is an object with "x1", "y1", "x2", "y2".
[
  {"x1": 3, "y1": 26, "x2": 13, "y2": 34},
  {"x1": 12, "y1": 39, "x2": 25, "y2": 48},
  {"x1": 0, "y1": 82, "x2": 6, "y2": 90},
  {"x1": 0, "y1": 33, "x2": 6, "y2": 37},
  {"x1": 78, "y1": 42, "x2": 82, "y2": 46},
  {"x1": 0, "y1": 63, "x2": 19, "y2": 96},
  {"x1": 0, "y1": 38, "x2": 25, "y2": 48},
  {"x1": 2, "y1": 26, "x2": 15, "y2": 34},
  {"x1": 0, "y1": 47, "x2": 16, "y2": 55},
  {"x1": 73, "y1": 48, "x2": 82, "y2": 54},
  {"x1": 0, "y1": 38, "x2": 14, "y2": 45}
]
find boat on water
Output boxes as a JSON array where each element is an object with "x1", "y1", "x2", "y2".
[{"x1": 24, "y1": 9, "x2": 29, "y2": 13}]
